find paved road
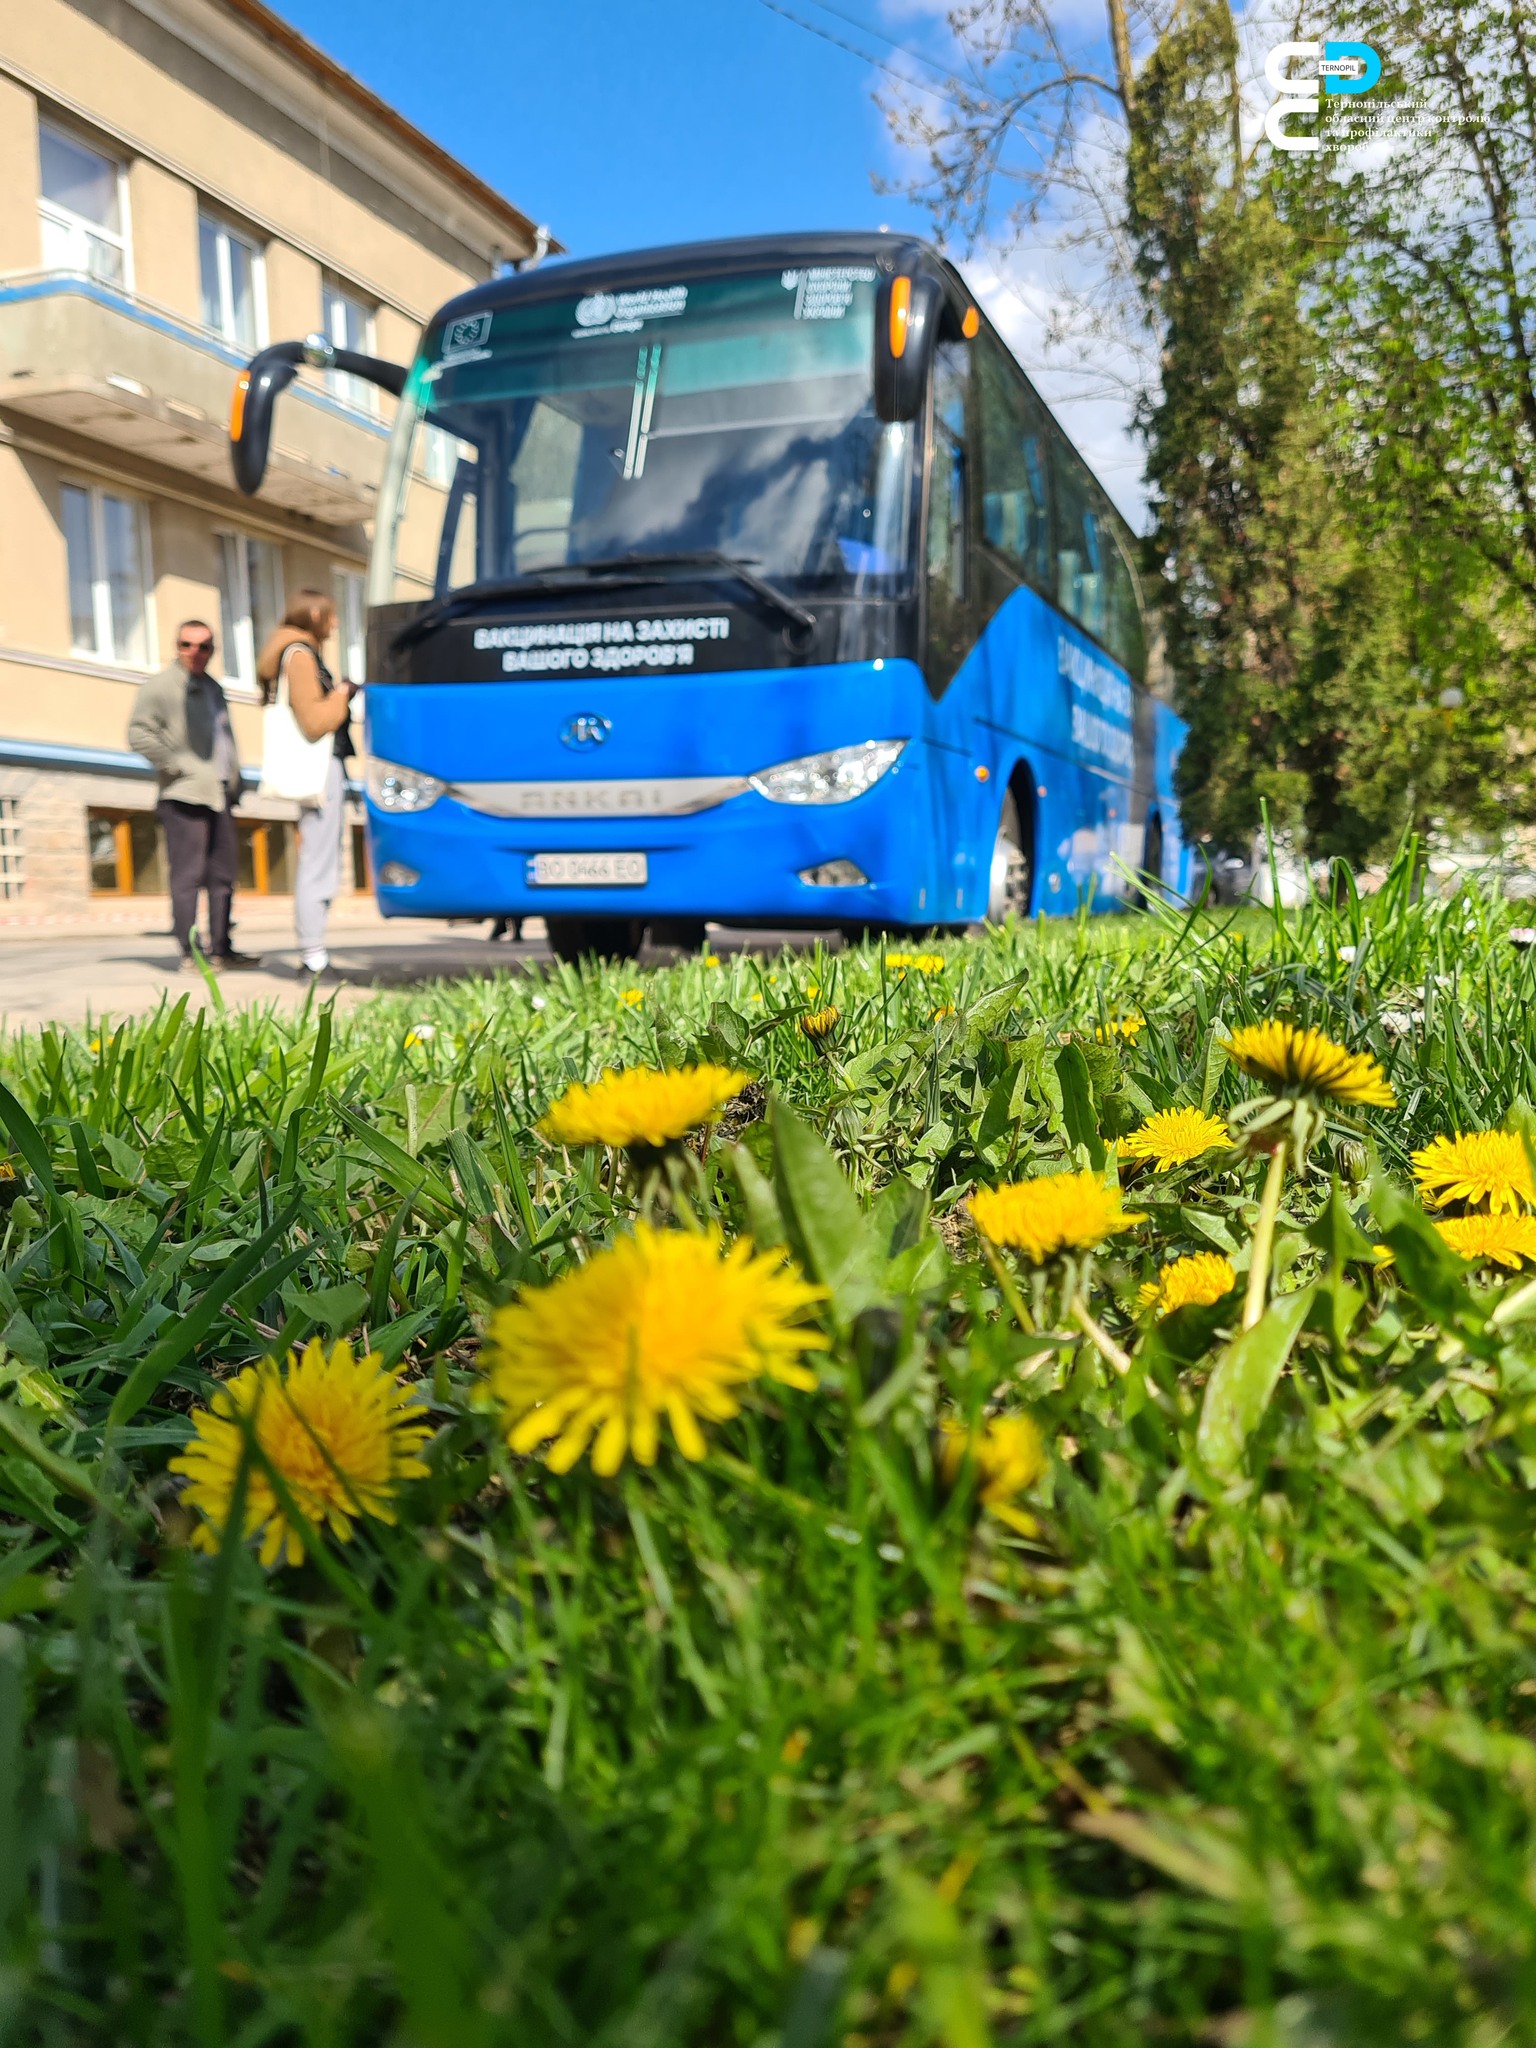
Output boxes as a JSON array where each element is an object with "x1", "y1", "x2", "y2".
[{"x1": 0, "y1": 902, "x2": 826, "y2": 1031}]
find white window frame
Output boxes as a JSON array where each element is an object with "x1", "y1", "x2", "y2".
[
  {"x1": 216, "y1": 530, "x2": 282, "y2": 698},
  {"x1": 0, "y1": 798, "x2": 23, "y2": 901},
  {"x1": 37, "y1": 118, "x2": 132, "y2": 289},
  {"x1": 198, "y1": 208, "x2": 267, "y2": 352},
  {"x1": 61, "y1": 480, "x2": 155, "y2": 668},
  {"x1": 322, "y1": 277, "x2": 378, "y2": 415},
  {"x1": 332, "y1": 566, "x2": 366, "y2": 683}
]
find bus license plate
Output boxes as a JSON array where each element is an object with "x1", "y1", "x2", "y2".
[{"x1": 529, "y1": 852, "x2": 648, "y2": 887}]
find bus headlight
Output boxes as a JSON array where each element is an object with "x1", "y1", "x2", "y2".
[
  {"x1": 749, "y1": 739, "x2": 906, "y2": 805},
  {"x1": 366, "y1": 757, "x2": 446, "y2": 813}
]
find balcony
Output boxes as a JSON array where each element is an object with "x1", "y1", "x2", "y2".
[{"x1": 0, "y1": 273, "x2": 389, "y2": 525}]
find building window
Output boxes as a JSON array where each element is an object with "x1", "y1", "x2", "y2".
[
  {"x1": 322, "y1": 278, "x2": 377, "y2": 413},
  {"x1": 88, "y1": 809, "x2": 165, "y2": 895},
  {"x1": 198, "y1": 211, "x2": 262, "y2": 351},
  {"x1": 0, "y1": 800, "x2": 23, "y2": 901},
  {"x1": 217, "y1": 532, "x2": 282, "y2": 693},
  {"x1": 38, "y1": 121, "x2": 128, "y2": 285},
  {"x1": 235, "y1": 821, "x2": 294, "y2": 895},
  {"x1": 61, "y1": 483, "x2": 152, "y2": 665},
  {"x1": 333, "y1": 567, "x2": 365, "y2": 682}
]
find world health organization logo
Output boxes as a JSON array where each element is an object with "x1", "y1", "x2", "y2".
[
  {"x1": 575, "y1": 293, "x2": 618, "y2": 329},
  {"x1": 1264, "y1": 40, "x2": 1382, "y2": 152}
]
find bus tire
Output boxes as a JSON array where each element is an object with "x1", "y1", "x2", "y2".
[
  {"x1": 987, "y1": 788, "x2": 1034, "y2": 922},
  {"x1": 1136, "y1": 814, "x2": 1164, "y2": 910},
  {"x1": 546, "y1": 917, "x2": 645, "y2": 963}
]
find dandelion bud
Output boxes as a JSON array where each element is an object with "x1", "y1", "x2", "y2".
[{"x1": 1334, "y1": 1137, "x2": 1369, "y2": 1184}]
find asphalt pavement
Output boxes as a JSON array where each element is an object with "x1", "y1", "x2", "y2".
[{"x1": 0, "y1": 898, "x2": 822, "y2": 1030}]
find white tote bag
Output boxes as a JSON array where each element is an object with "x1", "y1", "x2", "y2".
[{"x1": 258, "y1": 646, "x2": 333, "y2": 807}]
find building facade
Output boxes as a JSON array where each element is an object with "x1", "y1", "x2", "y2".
[{"x1": 0, "y1": 0, "x2": 543, "y2": 914}]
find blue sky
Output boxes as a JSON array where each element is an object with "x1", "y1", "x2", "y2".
[{"x1": 280, "y1": 0, "x2": 943, "y2": 259}]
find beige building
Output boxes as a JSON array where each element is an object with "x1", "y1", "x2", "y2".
[{"x1": 0, "y1": 0, "x2": 544, "y2": 915}]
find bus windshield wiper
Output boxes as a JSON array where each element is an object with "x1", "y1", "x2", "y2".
[
  {"x1": 392, "y1": 550, "x2": 816, "y2": 652},
  {"x1": 543, "y1": 551, "x2": 817, "y2": 638}
]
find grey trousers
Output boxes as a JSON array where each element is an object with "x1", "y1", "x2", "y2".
[{"x1": 295, "y1": 755, "x2": 347, "y2": 956}]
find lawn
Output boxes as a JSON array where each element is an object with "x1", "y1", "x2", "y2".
[{"x1": 4, "y1": 852, "x2": 1536, "y2": 2045}]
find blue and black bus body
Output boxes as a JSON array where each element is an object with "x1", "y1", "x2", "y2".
[{"x1": 232, "y1": 231, "x2": 1188, "y2": 955}]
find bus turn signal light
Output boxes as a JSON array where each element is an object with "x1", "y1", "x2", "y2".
[
  {"x1": 962, "y1": 306, "x2": 980, "y2": 338},
  {"x1": 229, "y1": 372, "x2": 250, "y2": 442},
  {"x1": 889, "y1": 276, "x2": 912, "y2": 359}
]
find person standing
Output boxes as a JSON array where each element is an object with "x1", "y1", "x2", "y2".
[
  {"x1": 256, "y1": 590, "x2": 357, "y2": 978},
  {"x1": 127, "y1": 621, "x2": 259, "y2": 972}
]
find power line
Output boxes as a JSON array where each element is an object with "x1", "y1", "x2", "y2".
[{"x1": 752, "y1": 0, "x2": 951, "y2": 96}]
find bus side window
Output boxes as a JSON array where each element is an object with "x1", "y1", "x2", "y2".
[
  {"x1": 925, "y1": 341, "x2": 971, "y2": 693},
  {"x1": 977, "y1": 339, "x2": 1051, "y2": 593}
]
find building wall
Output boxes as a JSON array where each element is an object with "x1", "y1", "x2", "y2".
[{"x1": 0, "y1": 0, "x2": 538, "y2": 919}]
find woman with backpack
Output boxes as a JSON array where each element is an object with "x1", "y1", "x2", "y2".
[{"x1": 257, "y1": 590, "x2": 357, "y2": 979}]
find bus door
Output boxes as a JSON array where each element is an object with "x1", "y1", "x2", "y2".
[{"x1": 922, "y1": 337, "x2": 996, "y2": 918}]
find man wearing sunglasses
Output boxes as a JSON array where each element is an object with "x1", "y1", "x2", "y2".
[{"x1": 128, "y1": 622, "x2": 260, "y2": 972}]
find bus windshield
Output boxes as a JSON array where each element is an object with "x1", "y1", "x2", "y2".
[{"x1": 369, "y1": 265, "x2": 917, "y2": 610}]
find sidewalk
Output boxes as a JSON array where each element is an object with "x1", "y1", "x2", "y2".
[{"x1": 0, "y1": 896, "x2": 543, "y2": 1030}]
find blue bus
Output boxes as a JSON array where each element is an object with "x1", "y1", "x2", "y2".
[{"x1": 231, "y1": 232, "x2": 1189, "y2": 960}]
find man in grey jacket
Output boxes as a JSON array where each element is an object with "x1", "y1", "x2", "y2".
[{"x1": 127, "y1": 622, "x2": 259, "y2": 970}]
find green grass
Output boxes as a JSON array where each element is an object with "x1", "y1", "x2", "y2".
[{"x1": 5, "y1": 856, "x2": 1536, "y2": 2044}]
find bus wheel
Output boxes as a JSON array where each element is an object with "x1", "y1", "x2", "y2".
[
  {"x1": 545, "y1": 917, "x2": 645, "y2": 963},
  {"x1": 987, "y1": 791, "x2": 1034, "y2": 921},
  {"x1": 1135, "y1": 815, "x2": 1164, "y2": 909}
]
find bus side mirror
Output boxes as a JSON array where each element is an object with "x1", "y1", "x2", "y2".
[
  {"x1": 230, "y1": 336, "x2": 408, "y2": 496},
  {"x1": 873, "y1": 272, "x2": 945, "y2": 423}
]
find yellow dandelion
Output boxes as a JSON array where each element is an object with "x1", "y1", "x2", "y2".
[
  {"x1": 167, "y1": 1338, "x2": 431, "y2": 1569},
  {"x1": 801, "y1": 1004, "x2": 841, "y2": 1040},
  {"x1": 1411, "y1": 1130, "x2": 1535, "y2": 1214},
  {"x1": 1137, "y1": 1252, "x2": 1237, "y2": 1318},
  {"x1": 703, "y1": 953, "x2": 722, "y2": 968},
  {"x1": 537, "y1": 1064, "x2": 749, "y2": 1149},
  {"x1": 883, "y1": 952, "x2": 916, "y2": 970},
  {"x1": 88, "y1": 1038, "x2": 101, "y2": 1056},
  {"x1": 0, "y1": 1161, "x2": 15, "y2": 1182},
  {"x1": 1095, "y1": 1015, "x2": 1145, "y2": 1044},
  {"x1": 970, "y1": 1170, "x2": 1145, "y2": 1264},
  {"x1": 620, "y1": 989, "x2": 644, "y2": 1008},
  {"x1": 482, "y1": 1222, "x2": 827, "y2": 1475},
  {"x1": 939, "y1": 1413, "x2": 1047, "y2": 1534},
  {"x1": 1222, "y1": 1020, "x2": 1394, "y2": 1107},
  {"x1": 911, "y1": 953, "x2": 947, "y2": 975},
  {"x1": 1435, "y1": 1212, "x2": 1536, "y2": 1269},
  {"x1": 1121, "y1": 1106, "x2": 1230, "y2": 1172},
  {"x1": 932, "y1": 1003, "x2": 957, "y2": 1022}
]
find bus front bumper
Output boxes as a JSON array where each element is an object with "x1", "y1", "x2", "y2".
[{"x1": 365, "y1": 762, "x2": 945, "y2": 926}]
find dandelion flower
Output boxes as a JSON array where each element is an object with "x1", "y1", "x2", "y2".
[
  {"x1": 1434, "y1": 1212, "x2": 1536, "y2": 1269},
  {"x1": 703, "y1": 954, "x2": 722, "y2": 968},
  {"x1": 168, "y1": 1338, "x2": 431, "y2": 1569},
  {"x1": 403, "y1": 1023, "x2": 435, "y2": 1048},
  {"x1": 482, "y1": 1223, "x2": 827, "y2": 1475},
  {"x1": 620, "y1": 989, "x2": 644, "y2": 1008},
  {"x1": 801, "y1": 1004, "x2": 841, "y2": 1040},
  {"x1": 0, "y1": 1161, "x2": 15, "y2": 1182},
  {"x1": 932, "y1": 1004, "x2": 957, "y2": 1022},
  {"x1": 538, "y1": 1064, "x2": 749, "y2": 1149},
  {"x1": 970, "y1": 1170, "x2": 1144, "y2": 1264},
  {"x1": 1121, "y1": 1106, "x2": 1229, "y2": 1171},
  {"x1": 1137, "y1": 1252, "x2": 1237, "y2": 1317},
  {"x1": 883, "y1": 952, "x2": 915, "y2": 969},
  {"x1": 1411, "y1": 1130, "x2": 1535, "y2": 1214},
  {"x1": 1222, "y1": 1020, "x2": 1394, "y2": 1106},
  {"x1": 1096, "y1": 1015, "x2": 1145, "y2": 1044},
  {"x1": 939, "y1": 1413, "x2": 1046, "y2": 1533}
]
